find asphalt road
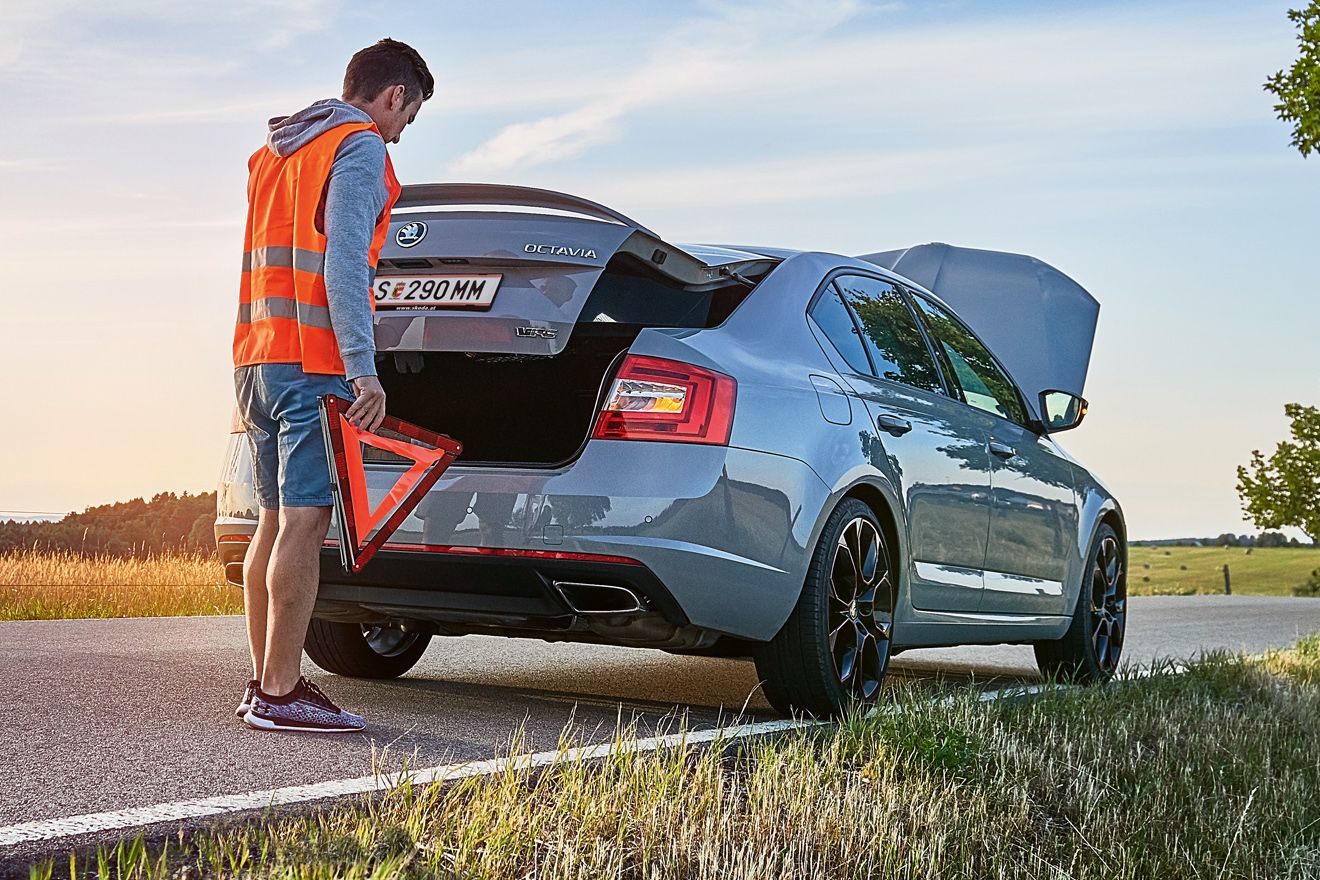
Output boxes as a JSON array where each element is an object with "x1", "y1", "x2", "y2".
[{"x1": 2, "y1": 595, "x2": 1318, "y2": 856}]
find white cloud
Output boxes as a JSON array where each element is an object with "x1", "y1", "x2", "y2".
[
  {"x1": 0, "y1": 1, "x2": 338, "y2": 70},
  {"x1": 449, "y1": 0, "x2": 868, "y2": 176},
  {"x1": 447, "y1": 2, "x2": 1287, "y2": 179}
]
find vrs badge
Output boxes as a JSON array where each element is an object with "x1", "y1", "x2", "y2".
[
  {"x1": 395, "y1": 221, "x2": 428, "y2": 248},
  {"x1": 515, "y1": 326, "x2": 558, "y2": 339}
]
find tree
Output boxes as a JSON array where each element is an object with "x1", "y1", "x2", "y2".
[
  {"x1": 1264, "y1": 2, "x2": 1320, "y2": 156},
  {"x1": 1236, "y1": 404, "x2": 1320, "y2": 543}
]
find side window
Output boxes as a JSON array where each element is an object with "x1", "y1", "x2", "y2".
[
  {"x1": 912, "y1": 295, "x2": 1028, "y2": 425},
  {"x1": 808, "y1": 287, "x2": 872, "y2": 375},
  {"x1": 834, "y1": 275, "x2": 944, "y2": 394}
]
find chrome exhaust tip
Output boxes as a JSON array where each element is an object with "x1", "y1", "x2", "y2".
[{"x1": 552, "y1": 581, "x2": 647, "y2": 615}]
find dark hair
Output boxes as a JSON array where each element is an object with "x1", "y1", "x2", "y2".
[{"x1": 343, "y1": 38, "x2": 434, "y2": 105}]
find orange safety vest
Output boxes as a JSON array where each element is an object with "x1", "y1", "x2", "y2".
[{"x1": 234, "y1": 121, "x2": 402, "y2": 375}]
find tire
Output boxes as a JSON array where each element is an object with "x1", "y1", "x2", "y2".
[
  {"x1": 1034, "y1": 523, "x2": 1127, "y2": 683},
  {"x1": 754, "y1": 498, "x2": 896, "y2": 717},
  {"x1": 304, "y1": 619, "x2": 432, "y2": 679}
]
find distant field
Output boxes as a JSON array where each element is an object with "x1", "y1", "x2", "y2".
[
  {"x1": 0, "y1": 550, "x2": 239, "y2": 620},
  {"x1": 1129, "y1": 546, "x2": 1319, "y2": 597},
  {"x1": 1, "y1": 546, "x2": 1314, "y2": 621}
]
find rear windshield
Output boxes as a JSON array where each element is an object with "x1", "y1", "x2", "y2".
[{"x1": 578, "y1": 257, "x2": 757, "y2": 328}]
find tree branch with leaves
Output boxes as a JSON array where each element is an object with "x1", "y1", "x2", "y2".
[
  {"x1": 1265, "y1": 2, "x2": 1320, "y2": 156},
  {"x1": 1236, "y1": 404, "x2": 1320, "y2": 543}
]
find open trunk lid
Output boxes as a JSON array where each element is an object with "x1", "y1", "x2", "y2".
[{"x1": 373, "y1": 184, "x2": 772, "y2": 357}]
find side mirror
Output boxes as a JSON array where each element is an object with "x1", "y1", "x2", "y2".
[{"x1": 1038, "y1": 390, "x2": 1088, "y2": 433}]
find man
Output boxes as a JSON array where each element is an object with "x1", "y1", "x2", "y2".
[{"x1": 232, "y1": 39, "x2": 433, "y2": 732}]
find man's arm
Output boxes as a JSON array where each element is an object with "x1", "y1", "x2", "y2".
[{"x1": 323, "y1": 130, "x2": 389, "y2": 431}]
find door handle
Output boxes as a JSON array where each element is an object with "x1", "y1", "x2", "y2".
[
  {"x1": 989, "y1": 439, "x2": 1016, "y2": 459},
  {"x1": 877, "y1": 414, "x2": 913, "y2": 437}
]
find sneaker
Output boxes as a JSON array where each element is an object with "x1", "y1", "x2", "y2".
[
  {"x1": 242, "y1": 676, "x2": 365, "y2": 733},
  {"x1": 235, "y1": 679, "x2": 259, "y2": 718}
]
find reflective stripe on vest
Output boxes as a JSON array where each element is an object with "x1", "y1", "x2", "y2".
[{"x1": 233, "y1": 121, "x2": 402, "y2": 375}]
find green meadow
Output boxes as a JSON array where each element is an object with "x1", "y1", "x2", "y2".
[{"x1": 1128, "y1": 545, "x2": 1319, "y2": 597}]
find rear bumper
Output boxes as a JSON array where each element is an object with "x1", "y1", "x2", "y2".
[
  {"x1": 314, "y1": 547, "x2": 705, "y2": 648},
  {"x1": 216, "y1": 436, "x2": 830, "y2": 641}
]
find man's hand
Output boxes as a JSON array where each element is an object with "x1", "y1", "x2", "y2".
[{"x1": 346, "y1": 375, "x2": 387, "y2": 433}]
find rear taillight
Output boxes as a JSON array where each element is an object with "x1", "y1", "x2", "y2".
[
  {"x1": 591, "y1": 355, "x2": 735, "y2": 445},
  {"x1": 230, "y1": 406, "x2": 246, "y2": 434}
]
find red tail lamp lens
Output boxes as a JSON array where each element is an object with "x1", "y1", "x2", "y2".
[{"x1": 592, "y1": 355, "x2": 736, "y2": 445}]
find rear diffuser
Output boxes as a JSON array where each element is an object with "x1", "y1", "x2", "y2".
[{"x1": 317, "y1": 394, "x2": 463, "y2": 574}]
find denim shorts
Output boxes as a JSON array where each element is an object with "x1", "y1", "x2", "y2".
[{"x1": 234, "y1": 364, "x2": 354, "y2": 509}]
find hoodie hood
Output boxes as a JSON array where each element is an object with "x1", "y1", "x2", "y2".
[{"x1": 266, "y1": 98, "x2": 374, "y2": 158}]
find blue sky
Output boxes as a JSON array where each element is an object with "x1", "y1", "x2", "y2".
[{"x1": 0, "y1": 0, "x2": 1316, "y2": 539}]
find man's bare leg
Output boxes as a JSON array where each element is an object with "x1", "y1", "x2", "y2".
[
  {"x1": 242, "y1": 507, "x2": 279, "y2": 682},
  {"x1": 261, "y1": 505, "x2": 332, "y2": 696}
]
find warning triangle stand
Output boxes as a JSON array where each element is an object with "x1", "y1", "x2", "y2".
[{"x1": 318, "y1": 394, "x2": 463, "y2": 575}]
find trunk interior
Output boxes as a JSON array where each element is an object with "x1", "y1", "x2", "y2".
[
  {"x1": 377, "y1": 323, "x2": 637, "y2": 466},
  {"x1": 373, "y1": 258, "x2": 757, "y2": 466}
]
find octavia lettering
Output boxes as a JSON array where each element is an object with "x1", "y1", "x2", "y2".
[{"x1": 523, "y1": 243, "x2": 599, "y2": 259}]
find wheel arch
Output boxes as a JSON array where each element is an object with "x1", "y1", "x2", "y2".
[
  {"x1": 759, "y1": 474, "x2": 907, "y2": 640},
  {"x1": 840, "y1": 481, "x2": 904, "y2": 585}
]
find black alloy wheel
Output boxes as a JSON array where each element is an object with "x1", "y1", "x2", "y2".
[
  {"x1": 828, "y1": 516, "x2": 894, "y2": 701},
  {"x1": 1034, "y1": 523, "x2": 1127, "y2": 683},
  {"x1": 1089, "y1": 533, "x2": 1127, "y2": 676},
  {"x1": 755, "y1": 498, "x2": 897, "y2": 716}
]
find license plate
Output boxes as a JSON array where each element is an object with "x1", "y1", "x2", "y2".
[{"x1": 373, "y1": 274, "x2": 502, "y2": 310}]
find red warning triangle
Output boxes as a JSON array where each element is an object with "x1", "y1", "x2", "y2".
[{"x1": 318, "y1": 394, "x2": 463, "y2": 574}]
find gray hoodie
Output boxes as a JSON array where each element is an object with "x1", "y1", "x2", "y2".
[{"x1": 266, "y1": 98, "x2": 389, "y2": 380}]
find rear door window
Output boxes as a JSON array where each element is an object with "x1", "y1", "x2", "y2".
[
  {"x1": 912, "y1": 295, "x2": 1028, "y2": 425},
  {"x1": 809, "y1": 286, "x2": 872, "y2": 375},
  {"x1": 834, "y1": 275, "x2": 944, "y2": 394}
]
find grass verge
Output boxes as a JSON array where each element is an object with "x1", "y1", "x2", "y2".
[
  {"x1": 1129, "y1": 545, "x2": 1319, "y2": 597},
  {"x1": 0, "y1": 550, "x2": 239, "y2": 620},
  {"x1": 27, "y1": 637, "x2": 1320, "y2": 879}
]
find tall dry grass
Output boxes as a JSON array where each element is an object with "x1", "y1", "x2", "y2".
[
  {"x1": 31, "y1": 639, "x2": 1320, "y2": 880},
  {"x1": 0, "y1": 549, "x2": 240, "y2": 620}
]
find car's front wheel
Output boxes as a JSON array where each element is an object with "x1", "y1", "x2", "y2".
[
  {"x1": 754, "y1": 498, "x2": 896, "y2": 716},
  {"x1": 1034, "y1": 523, "x2": 1127, "y2": 682},
  {"x1": 304, "y1": 619, "x2": 432, "y2": 679}
]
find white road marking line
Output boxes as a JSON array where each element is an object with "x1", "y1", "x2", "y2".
[{"x1": 0, "y1": 666, "x2": 1182, "y2": 848}]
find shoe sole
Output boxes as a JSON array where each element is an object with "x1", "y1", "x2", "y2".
[
  {"x1": 235, "y1": 704, "x2": 251, "y2": 719},
  {"x1": 242, "y1": 711, "x2": 364, "y2": 733}
]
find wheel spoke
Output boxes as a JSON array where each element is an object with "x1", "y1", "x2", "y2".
[
  {"x1": 1091, "y1": 569, "x2": 1106, "y2": 612},
  {"x1": 833, "y1": 619, "x2": 860, "y2": 683},
  {"x1": 831, "y1": 548, "x2": 856, "y2": 606},
  {"x1": 845, "y1": 521, "x2": 863, "y2": 573},
  {"x1": 856, "y1": 631, "x2": 883, "y2": 700},
  {"x1": 860, "y1": 525, "x2": 880, "y2": 584}
]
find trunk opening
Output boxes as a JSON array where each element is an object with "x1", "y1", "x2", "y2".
[
  {"x1": 372, "y1": 256, "x2": 761, "y2": 467},
  {"x1": 377, "y1": 323, "x2": 636, "y2": 466}
]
